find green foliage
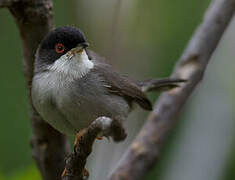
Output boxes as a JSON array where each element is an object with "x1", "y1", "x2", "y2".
[
  {"x1": 0, "y1": 9, "x2": 32, "y2": 174},
  {"x1": 0, "y1": 166, "x2": 40, "y2": 180}
]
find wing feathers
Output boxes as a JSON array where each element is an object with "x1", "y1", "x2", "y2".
[{"x1": 91, "y1": 62, "x2": 153, "y2": 111}]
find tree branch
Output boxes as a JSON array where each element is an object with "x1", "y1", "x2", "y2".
[
  {"x1": 0, "y1": 0, "x2": 70, "y2": 180},
  {"x1": 63, "y1": 117, "x2": 127, "y2": 180},
  {"x1": 108, "y1": 0, "x2": 235, "y2": 179}
]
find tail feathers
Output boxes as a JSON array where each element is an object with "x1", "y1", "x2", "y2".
[{"x1": 138, "y1": 78, "x2": 186, "y2": 92}]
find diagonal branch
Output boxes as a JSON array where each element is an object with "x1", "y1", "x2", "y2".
[
  {"x1": 63, "y1": 117, "x2": 127, "y2": 180},
  {"x1": 108, "y1": 0, "x2": 235, "y2": 179},
  {"x1": 0, "y1": 0, "x2": 70, "y2": 180}
]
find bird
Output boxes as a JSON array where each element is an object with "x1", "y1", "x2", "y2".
[{"x1": 32, "y1": 26, "x2": 185, "y2": 143}]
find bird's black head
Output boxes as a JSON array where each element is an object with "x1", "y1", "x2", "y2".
[{"x1": 36, "y1": 26, "x2": 89, "y2": 67}]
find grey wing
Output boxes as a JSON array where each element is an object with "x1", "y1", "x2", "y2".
[{"x1": 91, "y1": 61, "x2": 153, "y2": 111}]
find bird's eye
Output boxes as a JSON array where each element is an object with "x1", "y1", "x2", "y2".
[{"x1": 55, "y1": 43, "x2": 65, "y2": 54}]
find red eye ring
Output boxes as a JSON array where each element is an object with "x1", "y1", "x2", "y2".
[{"x1": 55, "y1": 43, "x2": 65, "y2": 54}]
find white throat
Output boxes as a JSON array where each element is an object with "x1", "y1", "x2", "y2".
[{"x1": 48, "y1": 50, "x2": 94, "y2": 79}]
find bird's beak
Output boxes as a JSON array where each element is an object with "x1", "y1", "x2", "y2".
[{"x1": 70, "y1": 42, "x2": 89, "y2": 54}]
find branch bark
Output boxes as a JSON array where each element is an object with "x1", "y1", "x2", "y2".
[
  {"x1": 0, "y1": 0, "x2": 70, "y2": 180},
  {"x1": 108, "y1": 0, "x2": 235, "y2": 179},
  {"x1": 63, "y1": 117, "x2": 127, "y2": 180}
]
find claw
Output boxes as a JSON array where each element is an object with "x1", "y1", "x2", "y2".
[
  {"x1": 96, "y1": 136, "x2": 103, "y2": 140},
  {"x1": 74, "y1": 128, "x2": 86, "y2": 152},
  {"x1": 84, "y1": 168, "x2": 90, "y2": 177},
  {"x1": 61, "y1": 168, "x2": 67, "y2": 179}
]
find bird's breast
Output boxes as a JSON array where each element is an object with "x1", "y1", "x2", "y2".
[
  {"x1": 32, "y1": 70, "x2": 130, "y2": 134},
  {"x1": 32, "y1": 71, "x2": 80, "y2": 134}
]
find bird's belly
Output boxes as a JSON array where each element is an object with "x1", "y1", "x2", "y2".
[
  {"x1": 57, "y1": 75, "x2": 131, "y2": 131},
  {"x1": 32, "y1": 81, "x2": 77, "y2": 135},
  {"x1": 58, "y1": 91, "x2": 130, "y2": 131},
  {"x1": 32, "y1": 72, "x2": 130, "y2": 135}
]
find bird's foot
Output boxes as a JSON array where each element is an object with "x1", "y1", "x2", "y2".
[
  {"x1": 83, "y1": 168, "x2": 90, "y2": 179},
  {"x1": 61, "y1": 168, "x2": 67, "y2": 179},
  {"x1": 96, "y1": 136, "x2": 103, "y2": 140},
  {"x1": 61, "y1": 167, "x2": 89, "y2": 179},
  {"x1": 74, "y1": 128, "x2": 86, "y2": 152}
]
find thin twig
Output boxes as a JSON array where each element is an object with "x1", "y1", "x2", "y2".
[{"x1": 108, "y1": 0, "x2": 235, "y2": 179}]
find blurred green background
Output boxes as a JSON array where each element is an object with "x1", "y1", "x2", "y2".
[{"x1": 0, "y1": 0, "x2": 234, "y2": 180}]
